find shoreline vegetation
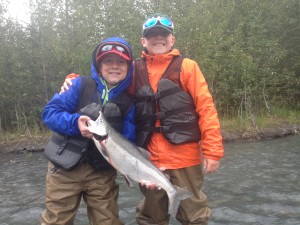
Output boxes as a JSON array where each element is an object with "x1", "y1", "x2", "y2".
[{"x1": 1, "y1": 119, "x2": 299, "y2": 154}]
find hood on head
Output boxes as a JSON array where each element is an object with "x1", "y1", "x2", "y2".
[
  {"x1": 94, "y1": 37, "x2": 132, "y2": 66},
  {"x1": 92, "y1": 36, "x2": 133, "y2": 73},
  {"x1": 90, "y1": 37, "x2": 134, "y2": 98}
]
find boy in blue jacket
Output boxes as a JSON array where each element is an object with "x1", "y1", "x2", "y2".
[{"x1": 40, "y1": 37, "x2": 135, "y2": 225}]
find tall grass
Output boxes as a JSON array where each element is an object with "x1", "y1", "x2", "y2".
[
  {"x1": 0, "y1": 124, "x2": 50, "y2": 142},
  {"x1": 220, "y1": 108, "x2": 300, "y2": 131}
]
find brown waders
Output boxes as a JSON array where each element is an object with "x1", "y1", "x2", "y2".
[
  {"x1": 40, "y1": 162, "x2": 123, "y2": 225},
  {"x1": 136, "y1": 163, "x2": 211, "y2": 225}
]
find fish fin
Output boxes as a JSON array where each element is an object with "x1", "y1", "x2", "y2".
[
  {"x1": 137, "y1": 147, "x2": 151, "y2": 159},
  {"x1": 167, "y1": 193, "x2": 180, "y2": 217},
  {"x1": 123, "y1": 174, "x2": 134, "y2": 187},
  {"x1": 174, "y1": 185, "x2": 193, "y2": 200}
]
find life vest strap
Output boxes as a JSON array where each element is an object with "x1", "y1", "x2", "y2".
[
  {"x1": 135, "y1": 86, "x2": 182, "y2": 103},
  {"x1": 136, "y1": 105, "x2": 195, "y2": 122},
  {"x1": 137, "y1": 121, "x2": 199, "y2": 133},
  {"x1": 156, "y1": 122, "x2": 199, "y2": 133}
]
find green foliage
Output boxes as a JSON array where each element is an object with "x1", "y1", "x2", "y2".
[
  {"x1": 220, "y1": 107, "x2": 300, "y2": 132},
  {"x1": 0, "y1": 0, "x2": 299, "y2": 133}
]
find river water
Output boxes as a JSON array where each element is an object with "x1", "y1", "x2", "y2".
[{"x1": 0, "y1": 135, "x2": 299, "y2": 225}]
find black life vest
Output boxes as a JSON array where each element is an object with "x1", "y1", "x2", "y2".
[{"x1": 134, "y1": 56, "x2": 201, "y2": 148}]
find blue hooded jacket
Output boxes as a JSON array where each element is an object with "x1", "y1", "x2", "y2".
[{"x1": 42, "y1": 37, "x2": 135, "y2": 142}]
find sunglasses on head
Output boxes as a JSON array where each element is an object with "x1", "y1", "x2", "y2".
[
  {"x1": 100, "y1": 44, "x2": 128, "y2": 54},
  {"x1": 143, "y1": 16, "x2": 174, "y2": 30}
]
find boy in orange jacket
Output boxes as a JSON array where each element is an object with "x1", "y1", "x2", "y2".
[{"x1": 133, "y1": 13, "x2": 223, "y2": 225}]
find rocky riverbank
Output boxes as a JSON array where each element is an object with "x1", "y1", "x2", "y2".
[{"x1": 1, "y1": 123, "x2": 299, "y2": 154}]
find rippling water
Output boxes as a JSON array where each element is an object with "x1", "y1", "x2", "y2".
[{"x1": 0, "y1": 135, "x2": 299, "y2": 225}]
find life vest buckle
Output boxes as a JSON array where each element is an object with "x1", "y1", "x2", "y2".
[
  {"x1": 156, "y1": 111, "x2": 167, "y2": 119},
  {"x1": 153, "y1": 92, "x2": 162, "y2": 100},
  {"x1": 154, "y1": 125, "x2": 171, "y2": 133}
]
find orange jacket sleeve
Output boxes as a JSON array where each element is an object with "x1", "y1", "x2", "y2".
[
  {"x1": 66, "y1": 73, "x2": 80, "y2": 80},
  {"x1": 180, "y1": 58, "x2": 224, "y2": 160}
]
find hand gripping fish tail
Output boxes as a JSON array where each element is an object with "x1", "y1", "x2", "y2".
[{"x1": 87, "y1": 111, "x2": 193, "y2": 217}]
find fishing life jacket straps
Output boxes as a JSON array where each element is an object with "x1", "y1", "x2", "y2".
[{"x1": 134, "y1": 56, "x2": 201, "y2": 147}]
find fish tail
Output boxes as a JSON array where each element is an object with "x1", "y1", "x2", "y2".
[
  {"x1": 168, "y1": 186, "x2": 192, "y2": 216},
  {"x1": 168, "y1": 193, "x2": 181, "y2": 217}
]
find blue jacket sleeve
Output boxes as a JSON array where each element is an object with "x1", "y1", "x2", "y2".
[
  {"x1": 121, "y1": 104, "x2": 136, "y2": 143},
  {"x1": 41, "y1": 78, "x2": 82, "y2": 136}
]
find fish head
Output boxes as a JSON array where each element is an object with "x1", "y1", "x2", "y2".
[{"x1": 87, "y1": 111, "x2": 109, "y2": 141}]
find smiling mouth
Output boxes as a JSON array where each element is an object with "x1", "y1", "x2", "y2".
[
  {"x1": 153, "y1": 43, "x2": 165, "y2": 46},
  {"x1": 109, "y1": 72, "x2": 120, "y2": 75}
]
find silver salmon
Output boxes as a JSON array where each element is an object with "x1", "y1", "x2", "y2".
[{"x1": 88, "y1": 112, "x2": 192, "y2": 217}]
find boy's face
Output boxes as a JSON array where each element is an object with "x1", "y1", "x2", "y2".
[
  {"x1": 99, "y1": 53, "x2": 128, "y2": 89},
  {"x1": 140, "y1": 27, "x2": 175, "y2": 55}
]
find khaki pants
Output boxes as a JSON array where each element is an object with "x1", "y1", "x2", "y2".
[
  {"x1": 40, "y1": 162, "x2": 123, "y2": 225},
  {"x1": 136, "y1": 164, "x2": 211, "y2": 225}
]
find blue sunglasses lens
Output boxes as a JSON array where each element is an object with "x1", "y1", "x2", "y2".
[
  {"x1": 144, "y1": 18, "x2": 157, "y2": 28},
  {"x1": 144, "y1": 17, "x2": 173, "y2": 29},
  {"x1": 160, "y1": 18, "x2": 172, "y2": 27}
]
